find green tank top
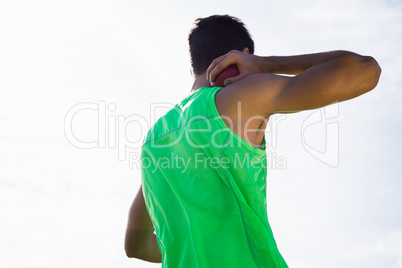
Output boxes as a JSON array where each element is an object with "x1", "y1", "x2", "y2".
[{"x1": 141, "y1": 86, "x2": 288, "y2": 268}]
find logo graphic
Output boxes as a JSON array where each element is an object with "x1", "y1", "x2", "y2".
[
  {"x1": 301, "y1": 103, "x2": 339, "y2": 167},
  {"x1": 64, "y1": 100, "x2": 339, "y2": 169}
]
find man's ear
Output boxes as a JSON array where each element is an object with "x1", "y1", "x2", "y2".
[{"x1": 242, "y1": 47, "x2": 249, "y2": 54}]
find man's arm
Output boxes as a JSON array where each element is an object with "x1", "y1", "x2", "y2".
[
  {"x1": 124, "y1": 186, "x2": 162, "y2": 263},
  {"x1": 207, "y1": 50, "x2": 381, "y2": 115}
]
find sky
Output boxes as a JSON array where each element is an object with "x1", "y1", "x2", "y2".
[{"x1": 0, "y1": 0, "x2": 401, "y2": 267}]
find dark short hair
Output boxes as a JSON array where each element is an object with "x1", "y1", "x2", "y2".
[{"x1": 188, "y1": 15, "x2": 254, "y2": 76}]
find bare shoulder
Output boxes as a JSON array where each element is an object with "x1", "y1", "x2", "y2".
[
  {"x1": 215, "y1": 74, "x2": 289, "y2": 148},
  {"x1": 215, "y1": 73, "x2": 290, "y2": 118}
]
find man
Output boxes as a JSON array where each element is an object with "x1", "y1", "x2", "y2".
[{"x1": 124, "y1": 15, "x2": 381, "y2": 267}]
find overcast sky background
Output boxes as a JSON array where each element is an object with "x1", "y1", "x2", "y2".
[{"x1": 0, "y1": 0, "x2": 401, "y2": 267}]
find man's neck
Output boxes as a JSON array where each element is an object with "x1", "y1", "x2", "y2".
[{"x1": 191, "y1": 73, "x2": 211, "y2": 92}]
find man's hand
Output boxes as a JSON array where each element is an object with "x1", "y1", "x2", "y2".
[
  {"x1": 125, "y1": 186, "x2": 162, "y2": 263},
  {"x1": 207, "y1": 49, "x2": 265, "y2": 86}
]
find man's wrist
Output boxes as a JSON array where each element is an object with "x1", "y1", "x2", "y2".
[
  {"x1": 261, "y1": 56, "x2": 274, "y2": 73},
  {"x1": 261, "y1": 56, "x2": 289, "y2": 74},
  {"x1": 260, "y1": 55, "x2": 306, "y2": 75}
]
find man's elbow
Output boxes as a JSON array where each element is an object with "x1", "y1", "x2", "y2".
[
  {"x1": 124, "y1": 231, "x2": 144, "y2": 258},
  {"x1": 125, "y1": 243, "x2": 140, "y2": 258},
  {"x1": 361, "y1": 55, "x2": 382, "y2": 91},
  {"x1": 125, "y1": 236, "x2": 162, "y2": 263}
]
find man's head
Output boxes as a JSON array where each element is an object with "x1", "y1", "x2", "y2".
[{"x1": 188, "y1": 15, "x2": 254, "y2": 76}]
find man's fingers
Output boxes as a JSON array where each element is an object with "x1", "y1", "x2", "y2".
[
  {"x1": 208, "y1": 59, "x2": 237, "y2": 82},
  {"x1": 206, "y1": 55, "x2": 226, "y2": 81},
  {"x1": 207, "y1": 50, "x2": 240, "y2": 82},
  {"x1": 223, "y1": 72, "x2": 247, "y2": 86}
]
